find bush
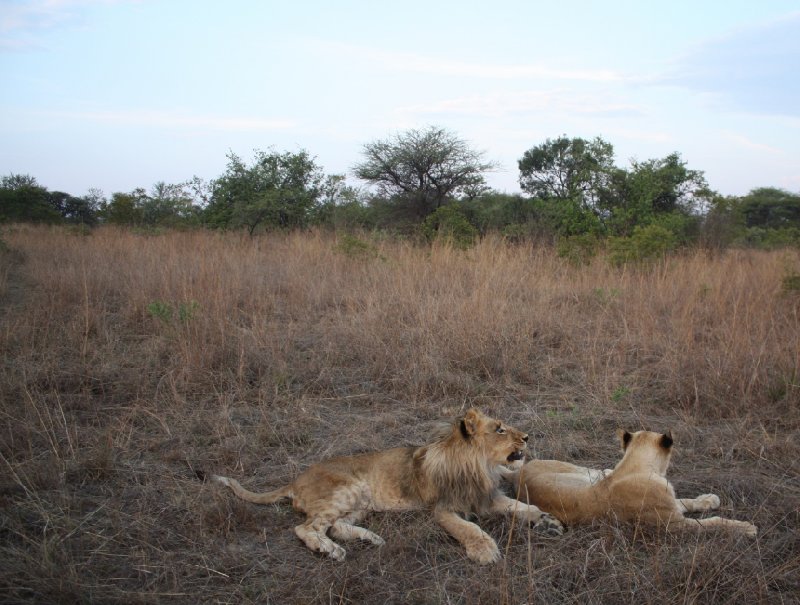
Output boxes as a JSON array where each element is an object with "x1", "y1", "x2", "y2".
[
  {"x1": 608, "y1": 224, "x2": 677, "y2": 266},
  {"x1": 738, "y1": 227, "x2": 800, "y2": 249},
  {"x1": 557, "y1": 234, "x2": 600, "y2": 266},
  {"x1": 421, "y1": 205, "x2": 478, "y2": 249},
  {"x1": 335, "y1": 234, "x2": 380, "y2": 259}
]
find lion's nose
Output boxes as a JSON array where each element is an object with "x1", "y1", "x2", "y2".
[{"x1": 523, "y1": 434, "x2": 529, "y2": 442}]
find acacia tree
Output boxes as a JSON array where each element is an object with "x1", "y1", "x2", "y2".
[{"x1": 353, "y1": 126, "x2": 496, "y2": 220}]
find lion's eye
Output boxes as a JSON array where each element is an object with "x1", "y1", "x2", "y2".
[{"x1": 496, "y1": 426, "x2": 506, "y2": 434}]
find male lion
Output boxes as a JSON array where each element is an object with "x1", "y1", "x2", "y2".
[
  {"x1": 502, "y1": 429, "x2": 757, "y2": 537},
  {"x1": 209, "y1": 408, "x2": 563, "y2": 563}
]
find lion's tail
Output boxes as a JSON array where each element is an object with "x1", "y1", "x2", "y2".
[{"x1": 209, "y1": 474, "x2": 293, "y2": 504}]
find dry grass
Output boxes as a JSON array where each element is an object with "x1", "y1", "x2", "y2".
[{"x1": 0, "y1": 224, "x2": 798, "y2": 604}]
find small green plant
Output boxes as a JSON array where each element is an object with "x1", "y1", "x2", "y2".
[
  {"x1": 557, "y1": 234, "x2": 599, "y2": 266},
  {"x1": 147, "y1": 300, "x2": 200, "y2": 324},
  {"x1": 611, "y1": 385, "x2": 630, "y2": 402},
  {"x1": 782, "y1": 270, "x2": 800, "y2": 292},
  {"x1": 593, "y1": 287, "x2": 622, "y2": 304},
  {"x1": 335, "y1": 234, "x2": 379, "y2": 259},
  {"x1": 147, "y1": 300, "x2": 173, "y2": 323},
  {"x1": 178, "y1": 300, "x2": 200, "y2": 322}
]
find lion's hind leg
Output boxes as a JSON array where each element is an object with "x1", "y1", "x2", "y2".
[
  {"x1": 331, "y1": 520, "x2": 385, "y2": 546},
  {"x1": 678, "y1": 493, "x2": 720, "y2": 513},
  {"x1": 293, "y1": 483, "x2": 374, "y2": 561},
  {"x1": 294, "y1": 515, "x2": 349, "y2": 561}
]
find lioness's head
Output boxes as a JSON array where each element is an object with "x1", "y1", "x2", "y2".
[
  {"x1": 459, "y1": 408, "x2": 529, "y2": 466},
  {"x1": 617, "y1": 429, "x2": 673, "y2": 475}
]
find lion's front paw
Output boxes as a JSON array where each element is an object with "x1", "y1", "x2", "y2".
[
  {"x1": 534, "y1": 513, "x2": 565, "y2": 536},
  {"x1": 465, "y1": 536, "x2": 501, "y2": 565}
]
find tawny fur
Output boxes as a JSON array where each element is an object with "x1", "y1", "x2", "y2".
[
  {"x1": 503, "y1": 429, "x2": 757, "y2": 537},
  {"x1": 211, "y1": 408, "x2": 563, "y2": 563}
]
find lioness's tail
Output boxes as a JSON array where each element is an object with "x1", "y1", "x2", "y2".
[{"x1": 210, "y1": 474, "x2": 293, "y2": 504}]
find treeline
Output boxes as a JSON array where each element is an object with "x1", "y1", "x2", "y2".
[{"x1": 2, "y1": 127, "x2": 799, "y2": 256}]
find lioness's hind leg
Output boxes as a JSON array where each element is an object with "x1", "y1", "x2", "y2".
[
  {"x1": 294, "y1": 519, "x2": 347, "y2": 561},
  {"x1": 678, "y1": 516, "x2": 757, "y2": 538},
  {"x1": 678, "y1": 493, "x2": 720, "y2": 513},
  {"x1": 331, "y1": 520, "x2": 385, "y2": 546}
]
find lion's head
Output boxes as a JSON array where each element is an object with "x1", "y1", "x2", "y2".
[
  {"x1": 617, "y1": 429, "x2": 673, "y2": 476},
  {"x1": 458, "y1": 408, "x2": 529, "y2": 465},
  {"x1": 419, "y1": 408, "x2": 529, "y2": 513}
]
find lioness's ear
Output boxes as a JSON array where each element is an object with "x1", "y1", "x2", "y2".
[
  {"x1": 461, "y1": 408, "x2": 481, "y2": 438},
  {"x1": 617, "y1": 429, "x2": 632, "y2": 450},
  {"x1": 660, "y1": 430, "x2": 673, "y2": 449}
]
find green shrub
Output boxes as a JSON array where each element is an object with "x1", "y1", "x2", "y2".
[
  {"x1": 147, "y1": 300, "x2": 200, "y2": 324},
  {"x1": 335, "y1": 234, "x2": 380, "y2": 259},
  {"x1": 608, "y1": 224, "x2": 677, "y2": 266},
  {"x1": 782, "y1": 268, "x2": 800, "y2": 292},
  {"x1": 557, "y1": 234, "x2": 600, "y2": 265},
  {"x1": 739, "y1": 227, "x2": 800, "y2": 249},
  {"x1": 147, "y1": 300, "x2": 173, "y2": 323},
  {"x1": 421, "y1": 205, "x2": 478, "y2": 249}
]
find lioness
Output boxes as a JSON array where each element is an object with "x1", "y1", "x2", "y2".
[
  {"x1": 209, "y1": 408, "x2": 563, "y2": 563},
  {"x1": 503, "y1": 429, "x2": 757, "y2": 537}
]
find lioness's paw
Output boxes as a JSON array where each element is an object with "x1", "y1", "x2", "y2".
[
  {"x1": 369, "y1": 534, "x2": 386, "y2": 546},
  {"x1": 534, "y1": 513, "x2": 565, "y2": 536},
  {"x1": 327, "y1": 543, "x2": 347, "y2": 562},
  {"x1": 466, "y1": 537, "x2": 501, "y2": 565},
  {"x1": 695, "y1": 494, "x2": 721, "y2": 510},
  {"x1": 736, "y1": 521, "x2": 758, "y2": 538}
]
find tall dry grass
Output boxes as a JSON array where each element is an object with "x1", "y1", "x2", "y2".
[{"x1": 1, "y1": 224, "x2": 798, "y2": 604}]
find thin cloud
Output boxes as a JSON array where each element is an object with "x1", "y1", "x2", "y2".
[
  {"x1": 398, "y1": 90, "x2": 644, "y2": 119},
  {"x1": 722, "y1": 131, "x2": 783, "y2": 155},
  {"x1": 310, "y1": 40, "x2": 627, "y2": 83},
  {"x1": 660, "y1": 11, "x2": 800, "y2": 117},
  {"x1": 41, "y1": 109, "x2": 296, "y2": 131},
  {"x1": 0, "y1": 0, "x2": 131, "y2": 49}
]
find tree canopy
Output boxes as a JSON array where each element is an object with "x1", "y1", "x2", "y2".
[
  {"x1": 2, "y1": 127, "x2": 798, "y2": 253},
  {"x1": 353, "y1": 126, "x2": 496, "y2": 220},
  {"x1": 518, "y1": 136, "x2": 615, "y2": 208},
  {"x1": 204, "y1": 149, "x2": 328, "y2": 233}
]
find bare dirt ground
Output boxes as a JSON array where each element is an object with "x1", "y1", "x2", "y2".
[{"x1": 1, "y1": 226, "x2": 798, "y2": 604}]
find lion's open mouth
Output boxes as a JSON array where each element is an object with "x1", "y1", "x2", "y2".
[{"x1": 507, "y1": 450, "x2": 524, "y2": 462}]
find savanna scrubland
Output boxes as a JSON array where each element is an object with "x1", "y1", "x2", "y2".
[{"x1": 1, "y1": 225, "x2": 798, "y2": 604}]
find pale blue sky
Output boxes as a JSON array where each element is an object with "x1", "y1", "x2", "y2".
[{"x1": 1, "y1": 0, "x2": 799, "y2": 199}]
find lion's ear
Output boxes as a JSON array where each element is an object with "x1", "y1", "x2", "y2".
[
  {"x1": 617, "y1": 429, "x2": 632, "y2": 450},
  {"x1": 660, "y1": 430, "x2": 673, "y2": 449},
  {"x1": 461, "y1": 409, "x2": 481, "y2": 438}
]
